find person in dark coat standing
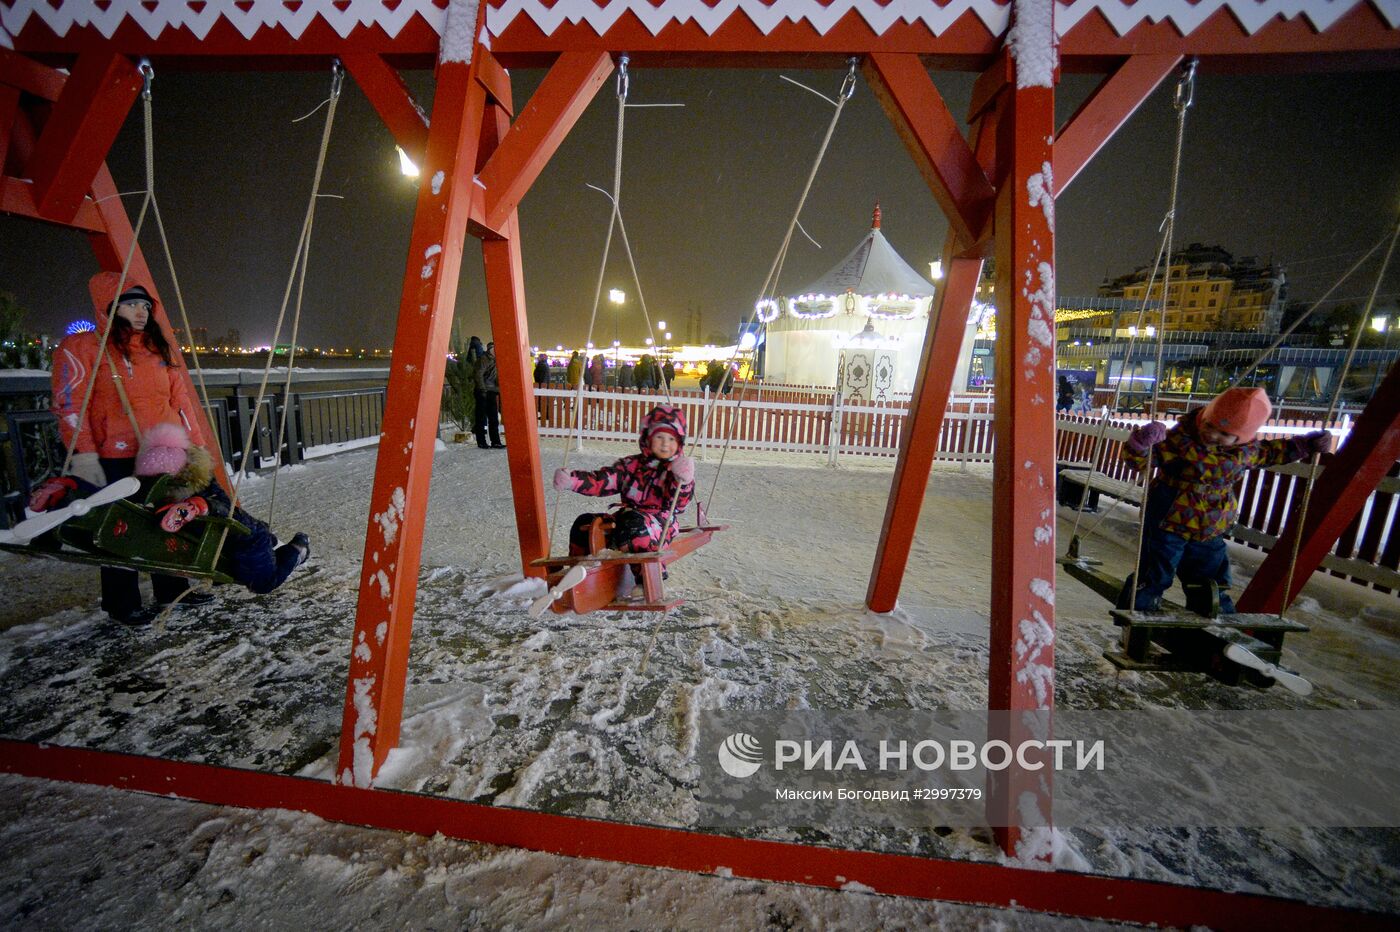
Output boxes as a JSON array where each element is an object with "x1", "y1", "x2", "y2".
[
  {"x1": 662, "y1": 358, "x2": 675, "y2": 389},
  {"x1": 466, "y1": 336, "x2": 487, "y2": 443},
  {"x1": 474, "y1": 342, "x2": 504, "y2": 448},
  {"x1": 534, "y1": 353, "x2": 550, "y2": 388},
  {"x1": 588, "y1": 354, "x2": 606, "y2": 388}
]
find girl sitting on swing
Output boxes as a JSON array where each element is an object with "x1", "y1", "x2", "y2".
[{"x1": 552, "y1": 404, "x2": 696, "y2": 599}]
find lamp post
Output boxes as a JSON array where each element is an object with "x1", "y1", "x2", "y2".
[{"x1": 609, "y1": 288, "x2": 625, "y2": 350}]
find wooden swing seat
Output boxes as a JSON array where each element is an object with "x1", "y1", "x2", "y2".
[
  {"x1": 530, "y1": 518, "x2": 727, "y2": 614},
  {"x1": 0, "y1": 476, "x2": 248, "y2": 584},
  {"x1": 1060, "y1": 555, "x2": 1309, "y2": 689}
]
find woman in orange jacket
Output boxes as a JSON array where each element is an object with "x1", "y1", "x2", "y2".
[{"x1": 49, "y1": 270, "x2": 213, "y2": 623}]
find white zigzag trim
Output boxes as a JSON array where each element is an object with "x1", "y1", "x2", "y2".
[{"x1": 0, "y1": 0, "x2": 1394, "y2": 42}]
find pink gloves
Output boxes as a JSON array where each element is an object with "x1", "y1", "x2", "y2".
[
  {"x1": 1127, "y1": 421, "x2": 1167, "y2": 454},
  {"x1": 1293, "y1": 430, "x2": 1332, "y2": 458},
  {"x1": 552, "y1": 469, "x2": 576, "y2": 492},
  {"x1": 158, "y1": 496, "x2": 209, "y2": 533},
  {"x1": 669, "y1": 453, "x2": 695, "y2": 485}
]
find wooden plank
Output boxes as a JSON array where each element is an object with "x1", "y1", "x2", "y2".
[{"x1": 1110, "y1": 610, "x2": 1308, "y2": 633}]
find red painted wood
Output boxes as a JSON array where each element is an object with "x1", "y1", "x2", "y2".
[
  {"x1": 0, "y1": 47, "x2": 67, "y2": 101},
  {"x1": 341, "y1": 53, "x2": 430, "y2": 166},
  {"x1": 473, "y1": 46, "x2": 515, "y2": 117},
  {"x1": 29, "y1": 51, "x2": 142, "y2": 223},
  {"x1": 988, "y1": 26, "x2": 1057, "y2": 852},
  {"x1": 0, "y1": 86, "x2": 18, "y2": 171},
  {"x1": 1054, "y1": 54, "x2": 1182, "y2": 195},
  {"x1": 337, "y1": 58, "x2": 488, "y2": 787},
  {"x1": 863, "y1": 53, "x2": 994, "y2": 245},
  {"x1": 1238, "y1": 361, "x2": 1400, "y2": 612},
  {"x1": 1, "y1": 175, "x2": 106, "y2": 231},
  {"x1": 866, "y1": 85, "x2": 999, "y2": 613},
  {"x1": 478, "y1": 50, "x2": 613, "y2": 234},
  {"x1": 1, "y1": 740, "x2": 1392, "y2": 931}
]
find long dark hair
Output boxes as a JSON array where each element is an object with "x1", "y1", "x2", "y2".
[{"x1": 110, "y1": 309, "x2": 177, "y2": 367}]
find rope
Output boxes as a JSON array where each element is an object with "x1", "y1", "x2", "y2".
[
  {"x1": 1274, "y1": 211, "x2": 1400, "y2": 618},
  {"x1": 700, "y1": 59, "x2": 859, "y2": 515},
  {"x1": 1126, "y1": 59, "x2": 1194, "y2": 602},
  {"x1": 155, "y1": 60, "x2": 343, "y2": 627},
  {"x1": 547, "y1": 56, "x2": 632, "y2": 553}
]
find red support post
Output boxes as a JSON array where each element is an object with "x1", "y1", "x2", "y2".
[
  {"x1": 1237, "y1": 361, "x2": 1400, "y2": 612},
  {"x1": 0, "y1": 85, "x2": 18, "y2": 172},
  {"x1": 1054, "y1": 55, "x2": 1182, "y2": 196},
  {"x1": 866, "y1": 251, "x2": 984, "y2": 611},
  {"x1": 865, "y1": 87, "x2": 998, "y2": 613},
  {"x1": 29, "y1": 50, "x2": 141, "y2": 223},
  {"x1": 863, "y1": 53, "x2": 996, "y2": 245},
  {"x1": 341, "y1": 53, "x2": 431, "y2": 166},
  {"x1": 478, "y1": 49, "x2": 613, "y2": 234},
  {"x1": 479, "y1": 91, "x2": 551, "y2": 577},
  {"x1": 987, "y1": 6, "x2": 1058, "y2": 855},
  {"x1": 336, "y1": 55, "x2": 487, "y2": 787}
]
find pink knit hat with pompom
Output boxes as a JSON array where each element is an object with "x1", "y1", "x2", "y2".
[
  {"x1": 1201, "y1": 387, "x2": 1272, "y2": 444},
  {"x1": 135, "y1": 422, "x2": 191, "y2": 476}
]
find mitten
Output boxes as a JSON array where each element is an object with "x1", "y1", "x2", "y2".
[
  {"x1": 669, "y1": 453, "x2": 696, "y2": 486},
  {"x1": 28, "y1": 477, "x2": 77, "y2": 513},
  {"x1": 1293, "y1": 429, "x2": 1332, "y2": 458},
  {"x1": 158, "y1": 496, "x2": 209, "y2": 533},
  {"x1": 1127, "y1": 421, "x2": 1167, "y2": 454},
  {"x1": 68, "y1": 452, "x2": 107, "y2": 487},
  {"x1": 552, "y1": 468, "x2": 576, "y2": 492}
]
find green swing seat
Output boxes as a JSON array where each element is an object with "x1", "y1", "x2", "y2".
[{"x1": 0, "y1": 475, "x2": 248, "y2": 584}]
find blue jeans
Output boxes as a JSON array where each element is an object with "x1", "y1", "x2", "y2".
[{"x1": 1134, "y1": 524, "x2": 1236, "y2": 613}]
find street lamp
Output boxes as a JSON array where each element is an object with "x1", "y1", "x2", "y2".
[
  {"x1": 609, "y1": 288, "x2": 625, "y2": 348},
  {"x1": 396, "y1": 145, "x2": 419, "y2": 178},
  {"x1": 929, "y1": 260, "x2": 944, "y2": 280},
  {"x1": 1372, "y1": 314, "x2": 1389, "y2": 333}
]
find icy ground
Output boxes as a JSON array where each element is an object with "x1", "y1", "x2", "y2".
[{"x1": 2, "y1": 438, "x2": 1398, "y2": 926}]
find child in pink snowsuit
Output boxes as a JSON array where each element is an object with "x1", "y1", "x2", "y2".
[{"x1": 554, "y1": 404, "x2": 696, "y2": 558}]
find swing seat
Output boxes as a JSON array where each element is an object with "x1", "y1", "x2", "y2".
[
  {"x1": 531, "y1": 518, "x2": 727, "y2": 614},
  {"x1": 0, "y1": 475, "x2": 249, "y2": 584}
]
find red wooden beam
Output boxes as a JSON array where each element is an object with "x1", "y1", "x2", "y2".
[
  {"x1": 1, "y1": 175, "x2": 106, "y2": 232},
  {"x1": 1054, "y1": 55, "x2": 1182, "y2": 196},
  {"x1": 863, "y1": 53, "x2": 995, "y2": 245},
  {"x1": 473, "y1": 46, "x2": 515, "y2": 116},
  {"x1": 0, "y1": 86, "x2": 22, "y2": 177},
  {"x1": 987, "y1": 20, "x2": 1058, "y2": 854},
  {"x1": 1237, "y1": 361, "x2": 1400, "y2": 613},
  {"x1": 0, "y1": 47, "x2": 66, "y2": 101},
  {"x1": 29, "y1": 50, "x2": 142, "y2": 223},
  {"x1": 866, "y1": 98, "x2": 999, "y2": 613},
  {"x1": 481, "y1": 98, "x2": 551, "y2": 578},
  {"x1": 336, "y1": 56, "x2": 489, "y2": 787},
  {"x1": 478, "y1": 49, "x2": 612, "y2": 234},
  {"x1": 2, "y1": 741, "x2": 1391, "y2": 930},
  {"x1": 341, "y1": 53, "x2": 430, "y2": 167}
]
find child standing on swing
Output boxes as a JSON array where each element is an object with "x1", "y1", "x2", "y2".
[
  {"x1": 1122, "y1": 387, "x2": 1331, "y2": 612},
  {"x1": 553, "y1": 404, "x2": 696, "y2": 599}
]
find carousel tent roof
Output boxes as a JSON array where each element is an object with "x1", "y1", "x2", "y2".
[{"x1": 792, "y1": 205, "x2": 937, "y2": 299}]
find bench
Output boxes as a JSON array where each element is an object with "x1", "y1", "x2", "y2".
[{"x1": 1057, "y1": 468, "x2": 1143, "y2": 512}]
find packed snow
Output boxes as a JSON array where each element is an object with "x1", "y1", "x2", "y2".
[{"x1": 2, "y1": 435, "x2": 1398, "y2": 925}]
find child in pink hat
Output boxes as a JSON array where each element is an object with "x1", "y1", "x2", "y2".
[{"x1": 1122, "y1": 387, "x2": 1331, "y2": 612}]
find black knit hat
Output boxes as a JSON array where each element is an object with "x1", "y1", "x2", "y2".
[{"x1": 116, "y1": 284, "x2": 153, "y2": 306}]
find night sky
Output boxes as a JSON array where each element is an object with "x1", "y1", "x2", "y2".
[{"x1": 3, "y1": 64, "x2": 1398, "y2": 350}]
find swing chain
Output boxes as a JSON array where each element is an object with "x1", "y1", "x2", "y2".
[
  {"x1": 1174, "y1": 57, "x2": 1197, "y2": 112},
  {"x1": 329, "y1": 58, "x2": 345, "y2": 99},
  {"x1": 138, "y1": 58, "x2": 154, "y2": 100},
  {"x1": 839, "y1": 56, "x2": 859, "y2": 102},
  {"x1": 616, "y1": 54, "x2": 630, "y2": 102}
]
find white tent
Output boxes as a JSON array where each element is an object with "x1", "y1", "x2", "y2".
[{"x1": 761, "y1": 205, "x2": 937, "y2": 393}]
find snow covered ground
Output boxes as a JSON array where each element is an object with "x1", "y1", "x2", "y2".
[{"x1": 2, "y1": 437, "x2": 1398, "y2": 926}]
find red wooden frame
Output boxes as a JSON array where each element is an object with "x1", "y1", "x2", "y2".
[
  {"x1": 4, "y1": 0, "x2": 1399, "y2": 920},
  {"x1": 3, "y1": 739, "x2": 1394, "y2": 931}
]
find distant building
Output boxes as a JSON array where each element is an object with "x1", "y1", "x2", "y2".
[{"x1": 1093, "y1": 243, "x2": 1286, "y2": 333}]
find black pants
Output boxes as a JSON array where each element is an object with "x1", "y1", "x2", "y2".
[
  {"x1": 98, "y1": 456, "x2": 190, "y2": 617},
  {"x1": 475, "y1": 391, "x2": 501, "y2": 446}
]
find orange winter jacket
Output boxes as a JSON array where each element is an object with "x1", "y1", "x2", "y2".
[{"x1": 51, "y1": 271, "x2": 207, "y2": 459}]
